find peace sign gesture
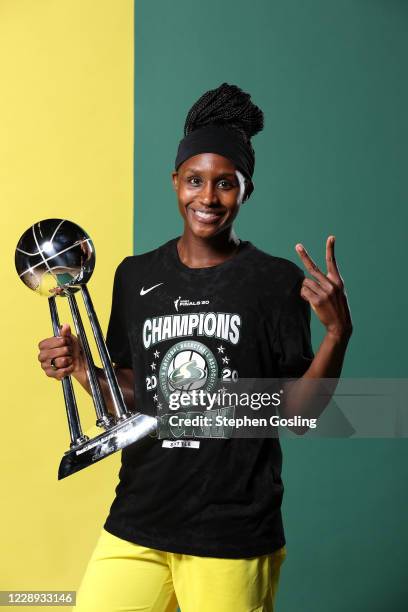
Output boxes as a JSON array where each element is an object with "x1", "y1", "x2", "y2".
[{"x1": 295, "y1": 236, "x2": 353, "y2": 341}]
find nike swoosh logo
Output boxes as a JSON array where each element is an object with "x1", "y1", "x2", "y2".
[{"x1": 140, "y1": 282, "x2": 164, "y2": 296}]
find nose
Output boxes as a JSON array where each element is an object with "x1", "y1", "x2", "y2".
[{"x1": 199, "y1": 181, "x2": 218, "y2": 206}]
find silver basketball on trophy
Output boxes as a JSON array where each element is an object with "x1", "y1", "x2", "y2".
[{"x1": 15, "y1": 219, "x2": 95, "y2": 296}]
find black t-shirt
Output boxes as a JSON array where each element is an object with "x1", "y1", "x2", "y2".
[{"x1": 103, "y1": 237, "x2": 314, "y2": 558}]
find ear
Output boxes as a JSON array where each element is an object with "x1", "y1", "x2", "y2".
[{"x1": 171, "y1": 171, "x2": 179, "y2": 191}]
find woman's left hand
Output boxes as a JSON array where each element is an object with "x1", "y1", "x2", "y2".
[{"x1": 295, "y1": 236, "x2": 353, "y2": 341}]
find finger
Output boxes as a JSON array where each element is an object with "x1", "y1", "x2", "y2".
[
  {"x1": 52, "y1": 356, "x2": 73, "y2": 369},
  {"x1": 60, "y1": 323, "x2": 72, "y2": 337},
  {"x1": 38, "y1": 336, "x2": 61, "y2": 350},
  {"x1": 295, "y1": 244, "x2": 333, "y2": 291},
  {"x1": 41, "y1": 356, "x2": 73, "y2": 372},
  {"x1": 325, "y1": 236, "x2": 343, "y2": 285},
  {"x1": 46, "y1": 364, "x2": 74, "y2": 380},
  {"x1": 38, "y1": 335, "x2": 71, "y2": 351},
  {"x1": 300, "y1": 285, "x2": 319, "y2": 313},
  {"x1": 38, "y1": 332, "x2": 72, "y2": 351},
  {"x1": 55, "y1": 365, "x2": 75, "y2": 380},
  {"x1": 38, "y1": 344, "x2": 72, "y2": 363},
  {"x1": 303, "y1": 278, "x2": 327, "y2": 297}
]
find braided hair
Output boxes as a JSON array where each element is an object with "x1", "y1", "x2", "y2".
[
  {"x1": 175, "y1": 83, "x2": 263, "y2": 198},
  {"x1": 183, "y1": 83, "x2": 264, "y2": 148}
]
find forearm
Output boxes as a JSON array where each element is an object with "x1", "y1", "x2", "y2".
[
  {"x1": 280, "y1": 330, "x2": 352, "y2": 430},
  {"x1": 73, "y1": 365, "x2": 135, "y2": 417}
]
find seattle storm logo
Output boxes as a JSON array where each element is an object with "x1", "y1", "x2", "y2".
[
  {"x1": 169, "y1": 358, "x2": 205, "y2": 389},
  {"x1": 159, "y1": 340, "x2": 218, "y2": 402}
]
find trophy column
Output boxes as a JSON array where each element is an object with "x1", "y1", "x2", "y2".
[
  {"x1": 67, "y1": 293, "x2": 113, "y2": 429},
  {"x1": 48, "y1": 296, "x2": 88, "y2": 448},
  {"x1": 81, "y1": 285, "x2": 129, "y2": 422}
]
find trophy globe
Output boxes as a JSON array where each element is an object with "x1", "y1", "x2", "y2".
[{"x1": 15, "y1": 219, "x2": 95, "y2": 297}]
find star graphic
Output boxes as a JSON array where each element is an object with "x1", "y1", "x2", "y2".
[
  {"x1": 157, "y1": 402, "x2": 162, "y2": 409},
  {"x1": 153, "y1": 394, "x2": 158, "y2": 402},
  {"x1": 154, "y1": 350, "x2": 160, "y2": 359},
  {"x1": 217, "y1": 345, "x2": 225, "y2": 354},
  {"x1": 150, "y1": 362, "x2": 156, "y2": 370},
  {"x1": 222, "y1": 356, "x2": 230, "y2": 364}
]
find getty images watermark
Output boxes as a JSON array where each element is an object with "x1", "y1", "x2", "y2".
[
  {"x1": 165, "y1": 388, "x2": 318, "y2": 432},
  {"x1": 154, "y1": 379, "x2": 408, "y2": 439}
]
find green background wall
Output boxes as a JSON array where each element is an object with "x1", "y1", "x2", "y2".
[{"x1": 135, "y1": 1, "x2": 408, "y2": 610}]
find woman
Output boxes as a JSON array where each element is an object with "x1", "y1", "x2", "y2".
[{"x1": 38, "y1": 83, "x2": 352, "y2": 612}]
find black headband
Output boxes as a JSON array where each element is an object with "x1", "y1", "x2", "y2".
[{"x1": 174, "y1": 125, "x2": 255, "y2": 180}]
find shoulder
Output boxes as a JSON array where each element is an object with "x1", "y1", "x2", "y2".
[
  {"x1": 112, "y1": 240, "x2": 177, "y2": 292},
  {"x1": 115, "y1": 239, "x2": 175, "y2": 274},
  {"x1": 246, "y1": 243, "x2": 305, "y2": 289}
]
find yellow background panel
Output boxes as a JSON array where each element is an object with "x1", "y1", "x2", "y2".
[{"x1": 0, "y1": 0, "x2": 134, "y2": 604}]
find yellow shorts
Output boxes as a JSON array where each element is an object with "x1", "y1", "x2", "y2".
[{"x1": 74, "y1": 528, "x2": 286, "y2": 612}]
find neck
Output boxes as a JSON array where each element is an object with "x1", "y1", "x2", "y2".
[{"x1": 177, "y1": 228, "x2": 241, "y2": 269}]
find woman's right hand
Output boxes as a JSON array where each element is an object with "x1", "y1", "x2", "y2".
[{"x1": 38, "y1": 323, "x2": 86, "y2": 381}]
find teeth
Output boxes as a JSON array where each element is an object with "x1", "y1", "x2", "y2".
[{"x1": 195, "y1": 210, "x2": 219, "y2": 218}]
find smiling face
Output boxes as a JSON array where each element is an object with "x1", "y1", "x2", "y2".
[{"x1": 172, "y1": 153, "x2": 251, "y2": 240}]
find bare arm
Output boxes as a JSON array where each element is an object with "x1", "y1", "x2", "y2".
[
  {"x1": 280, "y1": 331, "x2": 351, "y2": 432},
  {"x1": 279, "y1": 236, "x2": 353, "y2": 433}
]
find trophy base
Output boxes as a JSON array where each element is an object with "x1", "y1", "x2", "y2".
[{"x1": 58, "y1": 412, "x2": 157, "y2": 479}]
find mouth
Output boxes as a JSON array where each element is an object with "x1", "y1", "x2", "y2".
[{"x1": 189, "y1": 206, "x2": 224, "y2": 225}]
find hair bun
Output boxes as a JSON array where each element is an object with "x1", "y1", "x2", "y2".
[{"x1": 184, "y1": 82, "x2": 264, "y2": 142}]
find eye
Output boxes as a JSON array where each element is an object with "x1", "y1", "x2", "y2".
[
  {"x1": 218, "y1": 179, "x2": 234, "y2": 189},
  {"x1": 187, "y1": 176, "x2": 202, "y2": 186}
]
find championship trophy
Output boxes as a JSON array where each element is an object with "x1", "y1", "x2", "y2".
[{"x1": 15, "y1": 219, "x2": 157, "y2": 479}]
